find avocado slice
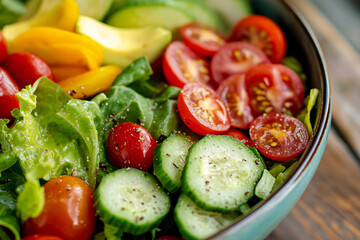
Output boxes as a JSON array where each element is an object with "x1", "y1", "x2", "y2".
[{"x1": 76, "y1": 15, "x2": 172, "y2": 67}]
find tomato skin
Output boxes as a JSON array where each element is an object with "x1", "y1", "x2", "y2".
[
  {"x1": 210, "y1": 42, "x2": 270, "y2": 86},
  {"x1": 180, "y1": 22, "x2": 227, "y2": 57},
  {"x1": 156, "y1": 236, "x2": 183, "y2": 240},
  {"x1": 249, "y1": 113, "x2": 309, "y2": 161},
  {"x1": 178, "y1": 83, "x2": 231, "y2": 136},
  {"x1": 229, "y1": 15, "x2": 287, "y2": 63},
  {"x1": 2, "y1": 52, "x2": 54, "y2": 88},
  {"x1": 23, "y1": 176, "x2": 96, "y2": 240},
  {"x1": 216, "y1": 74, "x2": 255, "y2": 129},
  {"x1": 224, "y1": 128, "x2": 255, "y2": 148},
  {"x1": 22, "y1": 234, "x2": 63, "y2": 240},
  {"x1": 163, "y1": 41, "x2": 213, "y2": 88},
  {"x1": 245, "y1": 63, "x2": 304, "y2": 116},
  {"x1": 0, "y1": 67, "x2": 20, "y2": 121},
  {"x1": 0, "y1": 31, "x2": 7, "y2": 64},
  {"x1": 106, "y1": 122, "x2": 156, "y2": 171}
]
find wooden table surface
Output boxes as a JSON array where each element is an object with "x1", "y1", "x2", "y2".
[{"x1": 266, "y1": 0, "x2": 360, "y2": 239}]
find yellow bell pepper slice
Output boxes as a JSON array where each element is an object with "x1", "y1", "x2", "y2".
[
  {"x1": 11, "y1": 27, "x2": 104, "y2": 70},
  {"x1": 51, "y1": 66, "x2": 89, "y2": 81},
  {"x1": 3, "y1": 0, "x2": 79, "y2": 44},
  {"x1": 58, "y1": 65, "x2": 123, "y2": 99}
]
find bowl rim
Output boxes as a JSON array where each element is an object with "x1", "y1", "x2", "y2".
[{"x1": 209, "y1": 0, "x2": 331, "y2": 238}]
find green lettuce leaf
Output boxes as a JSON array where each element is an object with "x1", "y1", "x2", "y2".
[
  {"x1": 297, "y1": 88, "x2": 319, "y2": 135},
  {"x1": 0, "y1": 0, "x2": 26, "y2": 28}
]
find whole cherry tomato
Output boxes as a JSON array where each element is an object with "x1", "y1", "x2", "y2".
[
  {"x1": 106, "y1": 122, "x2": 157, "y2": 171},
  {"x1": 216, "y1": 74, "x2": 254, "y2": 129},
  {"x1": 249, "y1": 112, "x2": 309, "y2": 161},
  {"x1": 210, "y1": 42, "x2": 270, "y2": 86},
  {"x1": 224, "y1": 128, "x2": 255, "y2": 148},
  {"x1": 178, "y1": 82, "x2": 231, "y2": 135},
  {"x1": 23, "y1": 176, "x2": 96, "y2": 240},
  {"x1": 0, "y1": 31, "x2": 7, "y2": 64},
  {"x1": 245, "y1": 63, "x2": 304, "y2": 117},
  {"x1": 180, "y1": 22, "x2": 227, "y2": 57},
  {"x1": 22, "y1": 234, "x2": 63, "y2": 240},
  {"x1": 2, "y1": 52, "x2": 54, "y2": 88},
  {"x1": 0, "y1": 67, "x2": 20, "y2": 120},
  {"x1": 229, "y1": 15, "x2": 287, "y2": 63},
  {"x1": 163, "y1": 41, "x2": 213, "y2": 88}
]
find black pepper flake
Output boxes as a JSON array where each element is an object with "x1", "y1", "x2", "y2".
[
  {"x1": 166, "y1": 153, "x2": 171, "y2": 157},
  {"x1": 205, "y1": 180, "x2": 209, "y2": 185},
  {"x1": 245, "y1": 191, "x2": 249, "y2": 195},
  {"x1": 173, "y1": 163, "x2": 179, "y2": 168}
]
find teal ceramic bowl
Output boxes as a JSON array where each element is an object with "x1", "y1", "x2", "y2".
[{"x1": 209, "y1": 0, "x2": 331, "y2": 239}]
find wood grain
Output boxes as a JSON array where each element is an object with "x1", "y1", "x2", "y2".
[{"x1": 267, "y1": 129, "x2": 360, "y2": 240}]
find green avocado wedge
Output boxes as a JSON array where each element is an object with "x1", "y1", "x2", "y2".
[{"x1": 76, "y1": 15, "x2": 171, "y2": 67}]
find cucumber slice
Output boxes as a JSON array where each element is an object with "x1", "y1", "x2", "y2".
[
  {"x1": 174, "y1": 194, "x2": 240, "y2": 240},
  {"x1": 255, "y1": 169, "x2": 275, "y2": 199},
  {"x1": 153, "y1": 133, "x2": 194, "y2": 193},
  {"x1": 106, "y1": 0, "x2": 195, "y2": 32},
  {"x1": 182, "y1": 135, "x2": 265, "y2": 212},
  {"x1": 269, "y1": 164, "x2": 286, "y2": 178},
  {"x1": 94, "y1": 168, "x2": 171, "y2": 235},
  {"x1": 202, "y1": 0, "x2": 252, "y2": 33}
]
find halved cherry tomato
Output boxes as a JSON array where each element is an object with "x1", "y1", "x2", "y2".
[
  {"x1": 22, "y1": 234, "x2": 63, "y2": 240},
  {"x1": 23, "y1": 176, "x2": 96, "y2": 240},
  {"x1": 224, "y1": 128, "x2": 255, "y2": 147},
  {"x1": 178, "y1": 82, "x2": 231, "y2": 135},
  {"x1": 2, "y1": 52, "x2": 54, "y2": 88},
  {"x1": 0, "y1": 67, "x2": 20, "y2": 121},
  {"x1": 210, "y1": 42, "x2": 270, "y2": 86},
  {"x1": 163, "y1": 41, "x2": 212, "y2": 88},
  {"x1": 0, "y1": 31, "x2": 7, "y2": 64},
  {"x1": 106, "y1": 122, "x2": 156, "y2": 171},
  {"x1": 216, "y1": 74, "x2": 254, "y2": 129},
  {"x1": 245, "y1": 63, "x2": 304, "y2": 116},
  {"x1": 156, "y1": 236, "x2": 183, "y2": 240},
  {"x1": 229, "y1": 15, "x2": 286, "y2": 63},
  {"x1": 180, "y1": 22, "x2": 227, "y2": 57},
  {"x1": 249, "y1": 112, "x2": 309, "y2": 161}
]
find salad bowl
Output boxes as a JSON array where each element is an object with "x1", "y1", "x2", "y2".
[{"x1": 210, "y1": 0, "x2": 331, "y2": 239}]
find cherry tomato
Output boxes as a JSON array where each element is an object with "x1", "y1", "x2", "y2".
[
  {"x1": 229, "y1": 15, "x2": 287, "y2": 63},
  {"x1": 180, "y1": 22, "x2": 227, "y2": 57},
  {"x1": 245, "y1": 63, "x2": 304, "y2": 116},
  {"x1": 0, "y1": 31, "x2": 7, "y2": 64},
  {"x1": 178, "y1": 82, "x2": 231, "y2": 135},
  {"x1": 0, "y1": 67, "x2": 20, "y2": 121},
  {"x1": 210, "y1": 42, "x2": 270, "y2": 86},
  {"x1": 224, "y1": 128, "x2": 255, "y2": 148},
  {"x1": 23, "y1": 176, "x2": 96, "y2": 240},
  {"x1": 163, "y1": 41, "x2": 212, "y2": 88},
  {"x1": 2, "y1": 52, "x2": 54, "y2": 88},
  {"x1": 216, "y1": 74, "x2": 254, "y2": 129},
  {"x1": 156, "y1": 236, "x2": 183, "y2": 240},
  {"x1": 22, "y1": 234, "x2": 63, "y2": 240},
  {"x1": 106, "y1": 122, "x2": 156, "y2": 171},
  {"x1": 249, "y1": 112, "x2": 309, "y2": 161}
]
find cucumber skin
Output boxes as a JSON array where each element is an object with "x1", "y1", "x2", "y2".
[
  {"x1": 181, "y1": 135, "x2": 265, "y2": 213},
  {"x1": 94, "y1": 168, "x2": 171, "y2": 235}
]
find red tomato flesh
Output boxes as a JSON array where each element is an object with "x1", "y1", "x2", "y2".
[
  {"x1": 0, "y1": 31, "x2": 7, "y2": 64},
  {"x1": 156, "y1": 236, "x2": 183, "y2": 240},
  {"x1": 23, "y1": 176, "x2": 96, "y2": 240},
  {"x1": 106, "y1": 122, "x2": 156, "y2": 171},
  {"x1": 229, "y1": 15, "x2": 287, "y2": 63},
  {"x1": 216, "y1": 74, "x2": 254, "y2": 129},
  {"x1": 0, "y1": 67, "x2": 20, "y2": 121},
  {"x1": 210, "y1": 42, "x2": 270, "y2": 86},
  {"x1": 2, "y1": 52, "x2": 54, "y2": 88},
  {"x1": 245, "y1": 63, "x2": 304, "y2": 117},
  {"x1": 249, "y1": 112, "x2": 309, "y2": 161},
  {"x1": 180, "y1": 22, "x2": 227, "y2": 57},
  {"x1": 224, "y1": 128, "x2": 255, "y2": 148},
  {"x1": 178, "y1": 82, "x2": 231, "y2": 135},
  {"x1": 163, "y1": 41, "x2": 212, "y2": 88}
]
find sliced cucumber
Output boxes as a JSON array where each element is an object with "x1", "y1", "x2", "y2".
[
  {"x1": 174, "y1": 194, "x2": 240, "y2": 240},
  {"x1": 182, "y1": 135, "x2": 265, "y2": 213},
  {"x1": 94, "y1": 168, "x2": 171, "y2": 235},
  {"x1": 269, "y1": 164, "x2": 286, "y2": 178},
  {"x1": 255, "y1": 169, "x2": 275, "y2": 199},
  {"x1": 106, "y1": 0, "x2": 195, "y2": 32},
  {"x1": 153, "y1": 133, "x2": 194, "y2": 193},
  {"x1": 202, "y1": 0, "x2": 252, "y2": 33}
]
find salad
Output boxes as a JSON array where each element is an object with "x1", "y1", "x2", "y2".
[{"x1": 0, "y1": 0, "x2": 320, "y2": 239}]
